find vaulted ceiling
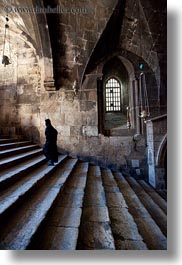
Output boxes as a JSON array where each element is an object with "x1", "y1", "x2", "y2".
[{"x1": 0, "y1": 0, "x2": 166, "y2": 92}]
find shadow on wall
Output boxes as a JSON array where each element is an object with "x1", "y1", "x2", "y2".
[{"x1": 22, "y1": 126, "x2": 40, "y2": 143}]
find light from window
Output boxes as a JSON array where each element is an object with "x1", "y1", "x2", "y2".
[{"x1": 105, "y1": 78, "x2": 121, "y2": 112}]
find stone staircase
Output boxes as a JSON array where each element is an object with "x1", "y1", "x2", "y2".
[{"x1": 0, "y1": 138, "x2": 167, "y2": 250}]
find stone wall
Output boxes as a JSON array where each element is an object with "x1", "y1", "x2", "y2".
[
  {"x1": 38, "y1": 88, "x2": 133, "y2": 170},
  {"x1": 0, "y1": 33, "x2": 41, "y2": 140},
  {"x1": 0, "y1": 0, "x2": 52, "y2": 140}
]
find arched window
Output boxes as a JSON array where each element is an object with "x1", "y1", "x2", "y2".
[{"x1": 105, "y1": 78, "x2": 121, "y2": 112}]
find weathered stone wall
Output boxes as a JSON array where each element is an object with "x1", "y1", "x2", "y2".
[
  {"x1": 0, "y1": 0, "x2": 52, "y2": 140},
  {"x1": 0, "y1": 31, "x2": 41, "y2": 140},
  {"x1": 38, "y1": 87, "x2": 133, "y2": 169}
]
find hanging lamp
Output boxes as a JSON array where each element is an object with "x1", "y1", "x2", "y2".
[
  {"x1": 2, "y1": 15, "x2": 12, "y2": 67},
  {"x1": 138, "y1": 71, "x2": 150, "y2": 120},
  {"x1": 126, "y1": 106, "x2": 131, "y2": 129}
]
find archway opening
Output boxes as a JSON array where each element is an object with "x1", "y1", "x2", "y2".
[{"x1": 102, "y1": 57, "x2": 129, "y2": 131}]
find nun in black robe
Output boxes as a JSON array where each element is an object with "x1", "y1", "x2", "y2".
[{"x1": 43, "y1": 119, "x2": 58, "y2": 166}]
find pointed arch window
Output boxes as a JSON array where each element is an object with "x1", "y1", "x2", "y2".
[{"x1": 105, "y1": 78, "x2": 121, "y2": 112}]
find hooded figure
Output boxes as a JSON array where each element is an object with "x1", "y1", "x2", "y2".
[{"x1": 43, "y1": 119, "x2": 58, "y2": 166}]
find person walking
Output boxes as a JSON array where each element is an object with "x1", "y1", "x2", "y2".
[{"x1": 43, "y1": 119, "x2": 58, "y2": 166}]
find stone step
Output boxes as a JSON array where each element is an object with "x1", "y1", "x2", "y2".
[
  {"x1": 0, "y1": 141, "x2": 32, "y2": 151},
  {"x1": 113, "y1": 172, "x2": 167, "y2": 250},
  {"x1": 28, "y1": 161, "x2": 88, "y2": 250},
  {"x1": 0, "y1": 137, "x2": 167, "y2": 250},
  {"x1": 0, "y1": 154, "x2": 46, "y2": 190},
  {"x1": 0, "y1": 155, "x2": 67, "y2": 219},
  {"x1": 101, "y1": 169, "x2": 148, "y2": 250},
  {"x1": 77, "y1": 165, "x2": 115, "y2": 250},
  {"x1": 0, "y1": 144, "x2": 39, "y2": 159},
  {"x1": 0, "y1": 148, "x2": 43, "y2": 171},
  {"x1": 125, "y1": 176, "x2": 167, "y2": 236},
  {"x1": 137, "y1": 180, "x2": 167, "y2": 214},
  {"x1": 0, "y1": 135, "x2": 9, "y2": 139},
  {"x1": 0, "y1": 157, "x2": 78, "y2": 250},
  {"x1": 158, "y1": 190, "x2": 167, "y2": 201},
  {"x1": 0, "y1": 139, "x2": 20, "y2": 144}
]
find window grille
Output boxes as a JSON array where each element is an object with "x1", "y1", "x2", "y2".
[{"x1": 105, "y1": 78, "x2": 121, "y2": 112}]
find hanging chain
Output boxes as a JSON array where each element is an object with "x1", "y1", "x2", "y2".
[
  {"x1": 143, "y1": 73, "x2": 150, "y2": 117},
  {"x1": 2, "y1": 15, "x2": 11, "y2": 66},
  {"x1": 2, "y1": 17, "x2": 9, "y2": 57},
  {"x1": 72, "y1": 0, "x2": 80, "y2": 96},
  {"x1": 8, "y1": 21, "x2": 12, "y2": 61},
  {"x1": 137, "y1": 0, "x2": 150, "y2": 121}
]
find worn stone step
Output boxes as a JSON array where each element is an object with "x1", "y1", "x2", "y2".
[
  {"x1": 0, "y1": 141, "x2": 32, "y2": 151},
  {"x1": 77, "y1": 165, "x2": 115, "y2": 250},
  {"x1": 83, "y1": 166, "x2": 107, "y2": 208},
  {"x1": 0, "y1": 148, "x2": 43, "y2": 171},
  {"x1": 0, "y1": 155, "x2": 67, "y2": 219},
  {"x1": 158, "y1": 190, "x2": 167, "y2": 201},
  {"x1": 125, "y1": 176, "x2": 167, "y2": 236},
  {"x1": 0, "y1": 136, "x2": 167, "y2": 250},
  {"x1": 0, "y1": 139, "x2": 20, "y2": 144},
  {"x1": 28, "y1": 162, "x2": 88, "y2": 250},
  {"x1": 113, "y1": 172, "x2": 167, "y2": 250},
  {"x1": 0, "y1": 155, "x2": 46, "y2": 190},
  {"x1": 101, "y1": 169, "x2": 148, "y2": 250},
  {"x1": 0, "y1": 157, "x2": 78, "y2": 250},
  {"x1": 0, "y1": 144, "x2": 39, "y2": 159},
  {"x1": 0, "y1": 135, "x2": 9, "y2": 138},
  {"x1": 138, "y1": 180, "x2": 167, "y2": 214}
]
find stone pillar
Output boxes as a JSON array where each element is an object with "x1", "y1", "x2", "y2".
[
  {"x1": 146, "y1": 120, "x2": 166, "y2": 189},
  {"x1": 97, "y1": 76, "x2": 104, "y2": 135},
  {"x1": 34, "y1": 11, "x2": 56, "y2": 91},
  {"x1": 146, "y1": 121, "x2": 156, "y2": 187},
  {"x1": 155, "y1": 168, "x2": 166, "y2": 189},
  {"x1": 44, "y1": 80, "x2": 55, "y2": 91},
  {"x1": 43, "y1": 57, "x2": 56, "y2": 91}
]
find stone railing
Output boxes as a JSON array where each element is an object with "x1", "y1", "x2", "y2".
[{"x1": 145, "y1": 114, "x2": 167, "y2": 189}]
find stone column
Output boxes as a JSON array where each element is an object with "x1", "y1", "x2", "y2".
[
  {"x1": 43, "y1": 57, "x2": 55, "y2": 91},
  {"x1": 35, "y1": 12, "x2": 56, "y2": 91},
  {"x1": 97, "y1": 75, "x2": 104, "y2": 135},
  {"x1": 146, "y1": 120, "x2": 156, "y2": 187}
]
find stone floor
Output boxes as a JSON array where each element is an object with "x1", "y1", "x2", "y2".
[{"x1": 0, "y1": 138, "x2": 167, "y2": 250}]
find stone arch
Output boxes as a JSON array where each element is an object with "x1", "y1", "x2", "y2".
[
  {"x1": 80, "y1": 0, "x2": 126, "y2": 86},
  {"x1": 95, "y1": 55, "x2": 135, "y2": 135},
  {"x1": 156, "y1": 134, "x2": 167, "y2": 167},
  {"x1": 156, "y1": 134, "x2": 167, "y2": 189}
]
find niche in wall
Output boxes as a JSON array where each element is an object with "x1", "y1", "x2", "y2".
[{"x1": 102, "y1": 57, "x2": 129, "y2": 130}]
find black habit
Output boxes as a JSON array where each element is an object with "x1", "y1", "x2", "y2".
[{"x1": 43, "y1": 120, "x2": 58, "y2": 163}]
